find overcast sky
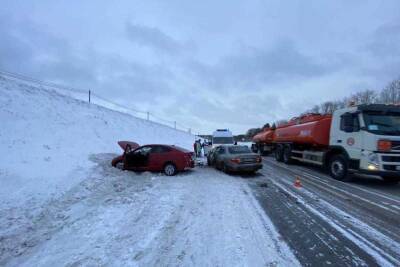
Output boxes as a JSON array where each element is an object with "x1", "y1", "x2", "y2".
[{"x1": 1, "y1": 1, "x2": 400, "y2": 134}]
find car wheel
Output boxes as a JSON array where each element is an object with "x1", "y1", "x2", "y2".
[
  {"x1": 328, "y1": 155, "x2": 350, "y2": 181},
  {"x1": 222, "y1": 163, "x2": 229, "y2": 173},
  {"x1": 275, "y1": 146, "x2": 284, "y2": 162},
  {"x1": 382, "y1": 176, "x2": 400, "y2": 184},
  {"x1": 164, "y1": 163, "x2": 177, "y2": 176}
]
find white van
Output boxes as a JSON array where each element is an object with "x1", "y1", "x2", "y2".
[{"x1": 212, "y1": 129, "x2": 234, "y2": 148}]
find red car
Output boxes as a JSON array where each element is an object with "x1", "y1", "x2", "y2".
[{"x1": 111, "y1": 141, "x2": 195, "y2": 176}]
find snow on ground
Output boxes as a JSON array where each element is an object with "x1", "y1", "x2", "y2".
[
  {"x1": 2, "y1": 154, "x2": 299, "y2": 266},
  {"x1": 0, "y1": 76, "x2": 299, "y2": 266},
  {"x1": 0, "y1": 75, "x2": 194, "y2": 208}
]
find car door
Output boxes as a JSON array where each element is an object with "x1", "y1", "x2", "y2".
[
  {"x1": 124, "y1": 146, "x2": 152, "y2": 170},
  {"x1": 215, "y1": 147, "x2": 226, "y2": 167},
  {"x1": 147, "y1": 145, "x2": 172, "y2": 171}
]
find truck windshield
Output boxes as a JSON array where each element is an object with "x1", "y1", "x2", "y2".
[
  {"x1": 363, "y1": 112, "x2": 400, "y2": 135},
  {"x1": 212, "y1": 137, "x2": 234, "y2": 144}
]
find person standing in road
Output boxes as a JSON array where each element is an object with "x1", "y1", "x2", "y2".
[
  {"x1": 193, "y1": 141, "x2": 198, "y2": 157},
  {"x1": 196, "y1": 140, "x2": 202, "y2": 157}
]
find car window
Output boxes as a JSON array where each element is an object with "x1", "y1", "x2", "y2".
[
  {"x1": 151, "y1": 146, "x2": 171, "y2": 153},
  {"x1": 340, "y1": 113, "x2": 360, "y2": 132},
  {"x1": 228, "y1": 146, "x2": 251, "y2": 154},
  {"x1": 133, "y1": 146, "x2": 152, "y2": 155}
]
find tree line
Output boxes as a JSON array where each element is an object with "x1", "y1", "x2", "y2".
[{"x1": 245, "y1": 76, "x2": 400, "y2": 138}]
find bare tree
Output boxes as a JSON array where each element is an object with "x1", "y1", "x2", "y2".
[
  {"x1": 246, "y1": 128, "x2": 262, "y2": 138},
  {"x1": 319, "y1": 101, "x2": 337, "y2": 114},
  {"x1": 380, "y1": 78, "x2": 400, "y2": 104},
  {"x1": 351, "y1": 89, "x2": 378, "y2": 105},
  {"x1": 309, "y1": 105, "x2": 320, "y2": 113},
  {"x1": 262, "y1": 123, "x2": 271, "y2": 129}
]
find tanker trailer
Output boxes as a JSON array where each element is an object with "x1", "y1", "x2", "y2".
[
  {"x1": 251, "y1": 128, "x2": 275, "y2": 155},
  {"x1": 272, "y1": 105, "x2": 400, "y2": 183}
]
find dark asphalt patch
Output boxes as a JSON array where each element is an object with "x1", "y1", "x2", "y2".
[{"x1": 247, "y1": 177, "x2": 378, "y2": 267}]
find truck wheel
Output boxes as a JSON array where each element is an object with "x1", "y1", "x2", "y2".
[
  {"x1": 283, "y1": 146, "x2": 293, "y2": 164},
  {"x1": 382, "y1": 176, "x2": 400, "y2": 184},
  {"x1": 275, "y1": 146, "x2": 284, "y2": 162},
  {"x1": 328, "y1": 155, "x2": 350, "y2": 181}
]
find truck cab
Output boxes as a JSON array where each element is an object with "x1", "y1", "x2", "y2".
[{"x1": 329, "y1": 104, "x2": 400, "y2": 182}]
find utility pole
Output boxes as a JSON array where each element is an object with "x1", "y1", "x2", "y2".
[{"x1": 88, "y1": 90, "x2": 91, "y2": 103}]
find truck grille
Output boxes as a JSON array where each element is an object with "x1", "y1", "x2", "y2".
[
  {"x1": 381, "y1": 155, "x2": 400, "y2": 162},
  {"x1": 383, "y1": 165, "x2": 399, "y2": 171},
  {"x1": 391, "y1": 141, "x2": 400, "y2": 151}
]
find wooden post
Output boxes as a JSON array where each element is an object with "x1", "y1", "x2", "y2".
[{"x1": 88, "y1": 90, "x2": 91, "y2": 103}]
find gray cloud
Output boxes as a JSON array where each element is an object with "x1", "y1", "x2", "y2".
[
  {"x1": 185, "y1": 40, "x2": 339, "y2": 93},
  {"x1": 1, "y1": 1, "x2": 400, "y2": 133},
  {"x1": 367, "y1": 23, "x2": 400, "y2": 58},
  {"x1": 126, "y1": 23, "x2": 182, "y2": 55}
]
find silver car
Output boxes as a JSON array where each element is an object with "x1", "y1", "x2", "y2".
[{"x1": 207, "y1": 145, "x2": 263, "y2": 173}]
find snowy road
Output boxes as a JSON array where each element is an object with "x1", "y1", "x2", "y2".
[
  {"x1": 2, "y1": 153, "x2": 399, "y2": 267},
  {"x1": 0, "y1": 154, "x2": 298, "y2": 267},
  {"x1": 247, "y1": 156, "x2": 400, "y2": 267}
]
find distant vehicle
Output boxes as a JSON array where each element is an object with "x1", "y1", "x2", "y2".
[
  {"x1": 252, "y1": 104, "x2": 400, "y2": 183},
  {"x1": 207, "y1": 145, "x2": 262, "y2": 173},
  {"x1": 111, "y1": 141, "x2": 195, "y2": 176},
  {"x1": 212, "y1": 129, "x2": 234, "y2": 148}
]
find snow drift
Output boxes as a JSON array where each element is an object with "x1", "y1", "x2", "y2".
[{"x1": 0, "y1": 75, "x2": 194, "y2": 208}]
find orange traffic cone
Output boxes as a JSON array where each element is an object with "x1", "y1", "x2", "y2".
[{"x1": 294, "y1": 177, "x2": 302, "y2": 188}]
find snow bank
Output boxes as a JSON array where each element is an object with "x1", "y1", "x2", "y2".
[{"x1": 0, "y1": 76, "x2": 194, "y2": 208}]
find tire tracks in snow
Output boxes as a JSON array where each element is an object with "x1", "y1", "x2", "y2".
[{"x1": 251, "y1": 157, "x2": 400, "y2": 266}]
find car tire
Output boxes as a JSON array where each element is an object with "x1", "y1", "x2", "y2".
[
  {"x1": 328, "y1": 155, "x2": 351, "y2": 181},
  {"x1": 222, "y1": 163, "x2": 229, "y2": 173},
  {"x1": 382, "y1": 176, "x2": 400, "y2": 185},
  {"x1": 283, "y1": 146, "x2": 293, "y2": 164},
  {"x1": 164, "y1": 163, "x2": 177, "y2": 176},
  {"x1": 275, "y1": 145, "x2": 284, "y2": 162}
]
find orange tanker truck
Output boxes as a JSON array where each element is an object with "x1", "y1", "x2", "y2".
[
  {"x1": 252, "y1": 104, "x2": 400, "y2": 183},
  {"x1": 251, "y1": 126, "x2": 276, "y2": 155}
]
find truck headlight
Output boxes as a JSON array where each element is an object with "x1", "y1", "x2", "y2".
[
  {"x1": 368, "y1": 153, "x2": 379, "y2": 164},
  {"x1": 367, "y1": 163, "x2": 378, "y2": 171}
]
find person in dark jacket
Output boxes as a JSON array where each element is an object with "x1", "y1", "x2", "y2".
[{"x1": 193, "y1": 141, "x2": 198, "y2": 157}]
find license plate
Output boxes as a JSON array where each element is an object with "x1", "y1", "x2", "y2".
[{"x1": 242, "y1": 158, "x2": 255, "y2": 163}]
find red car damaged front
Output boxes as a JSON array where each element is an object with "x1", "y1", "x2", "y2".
[{"x1": 111, "y1": 141, "x2": 195, "y2": 176}]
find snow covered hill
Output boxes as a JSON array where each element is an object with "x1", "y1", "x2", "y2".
[
  {"x1": 0, "y1": 76, "x2": 300, "y2": 267},
  {"x1": 0, "y1": 75, "x2": 194, "y2": 209}
]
